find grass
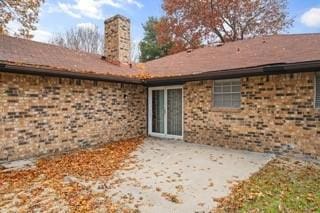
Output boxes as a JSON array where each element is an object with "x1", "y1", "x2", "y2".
[{"x1": 215, "y1": 158, "x2": 320, "y2": 212}]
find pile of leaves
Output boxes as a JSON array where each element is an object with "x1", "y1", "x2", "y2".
[
  {"x1": 214, "y1": 158, "x2": 320, "y2": 212},
  {"x1": 133, "y1": 64, "x2": 152, "y2": 80},
  {"x1": 0, "y1": 137, "x2": 143, "y2": 212},
  {"x1": 161, "y1": 192, "x2": 181, "y2": 204}
]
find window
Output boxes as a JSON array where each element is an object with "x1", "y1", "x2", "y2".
[
  {"x1": 213, "y1": 79, "x2": 241, "y2": 108},
  {"x1": 316, "y1": 72, "x2": 320, "y2": 108}
]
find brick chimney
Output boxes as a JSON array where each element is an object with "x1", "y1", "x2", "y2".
[{"x1": 104, "y1": 15, "x2": 131, "y2": 64}]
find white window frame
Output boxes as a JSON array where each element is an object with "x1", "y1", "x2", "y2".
[
  {"x1": 315, "y1": 72, "x2": 320, "y2": 109},
  {"x1": 148, "y1": 85, "x2": 184, "y2": 140},
  {"x1": 213, "y1": 78, "x2": 241, "y2": 108}
]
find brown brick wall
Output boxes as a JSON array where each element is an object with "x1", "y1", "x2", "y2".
[
  {"x1": 1, "y1": 71, "x2": 319, "y2": 161},
  {"x1": 105, "y1": 15, "x2": 131, "y2": 64},
  {"x1": 184, "y1": 72, "x2": 320, "y2": 157},
  {"x1": 0, "y1": 72, "x2": 146, "y2": 161}
]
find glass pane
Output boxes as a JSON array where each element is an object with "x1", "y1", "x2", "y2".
[
  {"x1": 232, "y1": 93, "x2": 241, "y2": 108},
  {"x1": 231, "y1": 80, "x2": 240, "y2": 86},
  {"x1": 214, "y1": 85, "x2": 222, "y2": 93},
  {"x1": 167, "y1": 89, "x2": 183, "y2": 136},
  {"x1": 316, "y1": 73, "x2": 320, "y2": 108},
  {"x1": 152, "y1": 90, "x2": 165, "y2": 133},
  {"x1": 215, "y1": 81, "x2": 223, "y2": 87},
  {"x1": 214, "y1": 94, "x2": 224, "y2": 107},
  {"x1": 222, "y1": 85, "x2": 231, "y2": 92},
  {"x1": 223, "y1": 81, "x2": 232, "y2": 86},
  {"x1": 232, "y1": 85, "x2": 240, "y2": 92},
  {"x1": 223, "y1": 93, "x2": 232, "y2": 107},
  {"x1": 214, "y1": 79, "x2": 241, "y2": 108}
]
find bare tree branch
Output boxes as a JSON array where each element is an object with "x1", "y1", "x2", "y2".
[
  {"x1": 49, "y1": 26, "x2": 103, "y2": 55},
  {"x1": 0, "y1": 0, "x2": 44, "y2": 39}
]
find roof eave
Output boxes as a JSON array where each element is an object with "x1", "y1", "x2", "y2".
[
  {"x1": 1, "y1": 60, "x2": 320, "y2": 86},
  {"x1": 144, "y1": 60, "x2": 320, "y2": 86},
  {"x1": 0, "y1": 63, "x2": 142, "y2": 84}
]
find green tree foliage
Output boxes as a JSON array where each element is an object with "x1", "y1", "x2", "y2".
[{"x1": 139, "y1": 17, "x2": 171, "y2": 62}]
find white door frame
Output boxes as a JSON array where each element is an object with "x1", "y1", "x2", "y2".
[{"x1": 148, "y1": 85, "x2": 183, "y2": 139}]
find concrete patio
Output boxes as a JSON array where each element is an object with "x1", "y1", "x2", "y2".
[
  {"x1": 0, "y1": 137, "x2": 274, "y2": 212},
  {"x1": 106, "y1": 138, "x2": 273, "y2": 212}
]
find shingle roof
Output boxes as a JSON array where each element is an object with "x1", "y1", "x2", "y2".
[
  {"x1": 1, "y1": 34, "x2": 320, "y2": 81},
  {"x1": 0, "y1": 35, "x2": 140, "y2": 80},
  {"x1": 144, "y1": 34, "x2": 320, "y2": 78}
]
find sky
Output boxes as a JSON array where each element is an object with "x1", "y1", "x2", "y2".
[{"x1": 11, "y1": 0, "x2": 320, "y2": 44}]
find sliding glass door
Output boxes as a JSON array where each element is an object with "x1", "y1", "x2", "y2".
[
  {"x1": 167, "y1": 88, "x2": 183, "y2": 136},
  {"x1": 151, "y1": 90, "x2": 165, "y2": 134},
  {"x1": 148, "y1": 86, "x2": 183, "y2": 139}
]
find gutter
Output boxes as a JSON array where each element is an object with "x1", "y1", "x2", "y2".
[
  {"x1": 143, "y1": 60, "x2": 320, "y2": 86},
  {"x1": 263, "y1": 60, "x2": 320, "y2": 74},
  {"x1": 1, "y1": 60, "x2": 320, "y2": 86},
  {"x1": 0, "y1": 64, "x2": 142, "y2": 84}
]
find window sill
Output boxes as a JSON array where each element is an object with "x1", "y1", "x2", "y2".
[{"x1": 211, "y1": 107, "x2": 241, "y2": 113}]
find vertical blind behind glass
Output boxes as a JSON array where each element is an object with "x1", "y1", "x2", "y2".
[
  {"x1": 316, "y1": 72, "x2": 320, "y2": 108},
  {"x1": 167, "y1": 89, "x2": 183, "y2": 136},
  {"x1": 152, "y1": 90, "x2": 165, "y2": 133}
]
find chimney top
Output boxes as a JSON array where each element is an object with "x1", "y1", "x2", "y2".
[
  {"x1": 104, "y1": 14, "x2": 131, "y2": 24},
  {"x1": 104, "y1": 14, "x2": 131, "y2": 64}
]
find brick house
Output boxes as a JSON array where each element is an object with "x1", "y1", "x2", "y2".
[{"x1": 0, "y1": 15, "x2": 319, "y2": 161}]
